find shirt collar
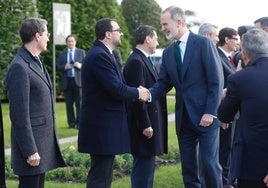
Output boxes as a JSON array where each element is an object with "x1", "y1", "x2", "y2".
[
  {"x1": 68, "y1": 47, "x2": 76, "y2": 52},
  {"x1": 218, "y1": 47, "x2": 233, "y2": 58},
  {"x1": 178, "y1": 29, "x2": 190, "y2": 44},
  {"x1": 101, "y1": 42, "x2": 113, "y2": 54},
  {"x1": 136, "y1": 47, "x2": 150, "y2": 58}
]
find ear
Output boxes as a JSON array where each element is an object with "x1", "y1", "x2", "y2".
[
  {"x1": 177, "y1": 19, "x2": 182, "y2": 27},
  {"x1": 34, "y1": 32, "x2": 41, "y2": 41},
  {"x1": 225, "y1": 36, "x2": 230, "y2": 43},
  {"x1": 105, "y1": 31, "x2": 112, "y2": 40},
  {"x1": 145, "y1": 36, "x2": 151, "y2": 44},
  {"x1": 241, "y1": 50, "x2": 249, "y2": 66}
]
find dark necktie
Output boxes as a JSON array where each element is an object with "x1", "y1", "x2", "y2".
[
  {"x1": 175, "y1": 41, "x2": 182, "y2": 79},
  {"x1": 68, "y1": 50, "x2": 74, "y2": 77},
  {"x1": 35, "y1": 56, "x2": 44, "y2": 73},
  {"x1": 148, "y1": 56, "x2": 158, "y2": 76}
]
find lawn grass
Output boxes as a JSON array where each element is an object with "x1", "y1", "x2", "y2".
[
  {"x1": 2, "y1": 102, "x2": 78, "y2": 148},
  {"x1": 3, "y1": 96, "x2": 176, "y2": 148},
  {"x1": 4, "y1": 93, "x2": 181, "y2": 187},
  {"x1": 6, "y1": 117, "x2": 183, "y2": 188}
]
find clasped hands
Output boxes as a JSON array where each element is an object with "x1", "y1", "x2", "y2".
[
  {"x1": 65, "y1": 62, "x2": 80, "y2": 69},
  {"x1": 137, "y1": 86, "x2": 150, "y2": 102}
]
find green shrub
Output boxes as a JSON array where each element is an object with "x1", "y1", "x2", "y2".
[{"x1": 5, "y1": 143, "x2": 180, "y2": 182}]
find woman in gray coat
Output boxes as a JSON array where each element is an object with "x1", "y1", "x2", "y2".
[{"x1": 6, "y1": 18, "x2": 65, "y2": 188}]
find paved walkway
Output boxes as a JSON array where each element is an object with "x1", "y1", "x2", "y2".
[{"x1": 5, "y1": 113, "x2": 175, "y2": 156}]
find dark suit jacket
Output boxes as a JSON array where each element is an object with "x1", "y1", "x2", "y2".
[
  {"x1": 123, "y1": 48, "x2": 168, "y2": 157},
  {"x1": 78, "y1": 40, "x2": 139, "y2": 155},
  {"x1": 150, "y1": 32, "x2": 223, "y2": 134},
  {"x1": 218, "y1": 55, "x2": 268, "y2": 181},
  {"x1": 217, "y1": 47, "x2": 236, "y2": 88},
  {"x1": 56, "y1": 48, "x2": 85, "y2": 89},
  {"x1": 6, "y1": 46, "x2": 65, "y2": 175}
]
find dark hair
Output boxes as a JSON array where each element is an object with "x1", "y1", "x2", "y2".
[
  {"x1": 65, "y1": 34, "x2": 76, "y2": 42},
  {"x1": 232, "y1": 51, "x2": 245, "y2": 68},
  {"x1": 135, "y1": 25, "x2": 156, "y2": 45},
  {"x1": 95, "y1": 18, "x2": 115, "y2": 40},
  {"x1": 254, "y1": 17, "x2": 268, "y2": 24},
  {"x1": 237, "y1": 25, "x2": 254, "y2": 38},
  {"x1": 19, "y1": 18, "x2": 47, "y2": 44},
  {"x1": 218, "y1": 27, "x2": 238, "y2": 46},
  {"x1": 260, "y1": 17, "x2": 268, "y2": 29}
]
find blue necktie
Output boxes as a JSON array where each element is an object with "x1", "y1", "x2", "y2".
[
  {"x1": 175, "y1": 41, "x2": 182, "y2": 79},
  {"x1": 68, "y1": 50, "x2": 74, "y2": 77}
]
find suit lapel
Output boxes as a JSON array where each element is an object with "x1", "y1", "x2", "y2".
[
  {"x1": 219, "y1": 50, "x2": 236, "y2": 73},
  {"x1": 166, "y1": 43, "x2": 181, "y2": 84},
  {"x1": 111, "y1": 51, "x2": 125, "y2": 83},
  {"x1": 29, "y1": 62, "x2": 51, "y2": 89},
  {"x1": 181, "y1": 33, "x2": 195, "y2": 80},
  {"x1": 95, "y1": 40, "x2": 125, "y2": 83},
  {"x1": 19, "y1": 46, "x2": 52, "y2": 89},
  {"x1": 64, "y1": 50, "x2": 68, "y2": 63},
  {"x1": 135, "y1": 49, "x2": 158, "y2": 80}
]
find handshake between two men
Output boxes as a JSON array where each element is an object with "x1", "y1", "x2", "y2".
[{"x1": 137, "y1": 86, "x2": 151, "y2": 102}]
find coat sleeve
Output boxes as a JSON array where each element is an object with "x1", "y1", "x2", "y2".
[{"x1": 217, "y1": 75, "x2": 240, "y2": 123}]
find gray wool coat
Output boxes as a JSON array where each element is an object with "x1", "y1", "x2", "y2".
[{"x1": 6, "y1": 46, "x2": 65, "y2": 176}]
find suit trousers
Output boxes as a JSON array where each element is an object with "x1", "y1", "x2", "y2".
[
  {"x1": 178, "y1": 109, "x2": 222, "y2": 188},
  {"x1": 219, "y1": 122, "x2": 235, "y2": 185},
  {"x1": 18, "y1": 173, "x2": 45, "y2": 188},
  {"x1": 131, "y1": 155, "x2": 155, "y2": 188},
  {"x1": 87, "y1": 154, "x2": 115, "y2": 188},
  {"x1": 64, "y1": 78, "x2": 81, "y2": 128}
]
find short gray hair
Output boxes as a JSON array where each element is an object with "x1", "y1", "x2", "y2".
[
  {"x1": 198, "y1": 23, "x2": 218, "y2": 36},
  {"x1": 162, "y1": 6, "x2": 186, "y2": 26},
  {"x1": 241, "y1": 28, "x2": 268, "y2": 59}
]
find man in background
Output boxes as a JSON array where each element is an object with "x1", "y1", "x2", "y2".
[
  {"x1": 124, "y1": 25, "x2": 168, "y2": 188},
  {"x1": 217, "y1": 27, "x2": 240, "y2": 188},
  {"x1": 198, "y1": 22, "x2": 220, "y2": 188},
  {"x1": 57, "y1": 35, "x2": 85, "y2": 129},
  {"x1": 254, "y1": 17, "x2": 268, "y2": 32},
  {"x1": 218, "y1": 28, "x2": 268, "y2": 188},
  {"x1": 198, "y1": 22, "x2": 219, "y2": 45}
]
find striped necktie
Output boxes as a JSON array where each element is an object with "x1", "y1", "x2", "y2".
[{"x1": 35, "y1": 56, "x2": 44, "y2": 73}]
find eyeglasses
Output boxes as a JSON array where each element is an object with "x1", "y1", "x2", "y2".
[
  {"x1": 111, "y1": 29, "x2": 123, "y2": 34},
  {"x1": 40, "y1": 32, "x2": 50, "y2": 38}
]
